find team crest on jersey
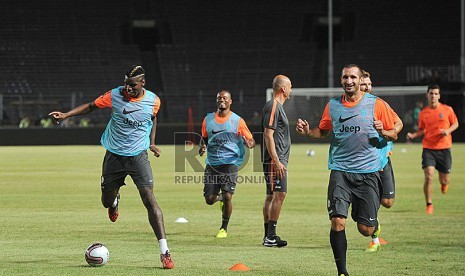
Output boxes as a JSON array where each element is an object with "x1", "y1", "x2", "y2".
[{"x1": 439, "y1": 113, "x2": 444, "y2": 119}]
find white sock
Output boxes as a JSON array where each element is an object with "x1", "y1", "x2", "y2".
[
  {"x1": 372, "y1": 237, "x2": 380, "y2": 244},
  {"x1": 159, "y1": 239, "x2": 169, "y2": 254}
]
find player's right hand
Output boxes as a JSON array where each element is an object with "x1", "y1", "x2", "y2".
[
  {"x1": 48, "y1": 111, "x2": 64, "y2": 125},
  {"x1": 149, "y1": 145, "x2": 161, "y2": 157},
  {"x1": 296, "y1": 118, "x2": 309, "y2": 135}
]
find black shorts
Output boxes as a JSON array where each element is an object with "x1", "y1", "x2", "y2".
[
  {"x1": 422, "y1": 148, "x2": 452, "y2": 174},
  {"x1": 327, "y1": 170, "x2": 380, "y2": 227},
  {"x1": 379, "y1": 157, "x2": 395, "y2": 199},
  {"x1": 101, "y1": 150, "x2": 154, "y2": 192},
  {"x1": 203, "y1": 164, "x2": 238, "y2": 196},
  {"x1": 263, "y1": 160, "x2": 288, "y2": 195}
]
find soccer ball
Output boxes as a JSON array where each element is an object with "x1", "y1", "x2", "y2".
[
  {"x1": 306, "y1": 149, "x2": 316, "y2": 157},
  {"x1": 85, "y1": 242, "x2": 109, "y2": 267}
]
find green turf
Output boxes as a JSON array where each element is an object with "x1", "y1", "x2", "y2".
[{"x1": 1, "y1": 143, "x2": 464, "y2": 275}]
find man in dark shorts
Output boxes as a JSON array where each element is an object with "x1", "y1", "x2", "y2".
[
  {"x1": 296, "y1": 64, "x2": 400, "y2": 276},
  {"x1": 49, "y1": 65, "x2": 174, "y2": 269},
  {"x1": 261, "y1": 75, "x2": 292, "y2": 247},
  {"x1": 199, "y1": 90, "x2": 255, "y2": 238},
  {"x1": 361, "y1": 70, "x2": 403, "y2": 252},
  {"x1": 407, "y1": 84, "x2": 459, "y2": 214}
]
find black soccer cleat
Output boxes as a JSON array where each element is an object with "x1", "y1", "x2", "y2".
[{"x1": 263, "y1": 235, "x2": 288, "y2": 247}]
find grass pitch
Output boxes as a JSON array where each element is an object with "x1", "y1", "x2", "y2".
[{"x1": 1, "y1": 143, "x2": 464, "y2": 275}]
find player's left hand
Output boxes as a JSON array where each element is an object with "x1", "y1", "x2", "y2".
[
  {"x1": 373, "y1": 119, "x2": 384, "y2": 131},
  {"x1": 149, "y1": 145, "x2": 161, "y2": 157},
  {"x1": 439, "y1": 129, "x2": 449, "y2": 136},
  {"x1": 244, "y1": 138, "x2": 255, "y2": 149},
  {"x1": 199, "y1": 145, "x2": 206, "y2": 156}
]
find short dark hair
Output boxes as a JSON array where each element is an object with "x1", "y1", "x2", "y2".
[
  {"x1": 427, "y1": 83, "x2": 440, "y2": 93},
  {"x1": 342, "y1": 64, "x2": 362, "y2": 77},
  {"x1": 126, "y1": 65, "x2": 145, "y2": 78}
]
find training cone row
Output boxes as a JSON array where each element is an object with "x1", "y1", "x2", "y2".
[{"x1": 229, "y1": 263, "x2": 251, "y2": 271}]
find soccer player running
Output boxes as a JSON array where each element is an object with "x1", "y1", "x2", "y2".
[
  {"x1": 296, "y1": 64, "x2": 399, "y2": 276},
  {"x1": 49, "y1": 65, "x2": 174, "y2": 269},
  {"x1": 360, "y1": 70, "x2": 403, "y2": 252},
  {"x1": 199, "y1": 90, "x2": 255, "y2": 238},
  {"x1": 261, "y1": 75, "x2": 292, "y2": 247},
  {"x1": 406, "y1": 84, "x2": 459, "y2": 214}
]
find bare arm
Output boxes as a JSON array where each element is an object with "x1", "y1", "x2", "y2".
[
  {"x1": 149, "y1": 116, "x2": 161, "y2": 157},
  {"x1": 440, "y1": 121, "x2": 459, "y2": 136},
  {"x1": 199, "y1": 137, "x2": 207, "y2": 156},
  {"x1": 264, "y1": 128, "x2": 287, "y2": 180},
  {"x1": 48, "y1": 102, "x2": 97, "y2": 122},
  {"x1": 406, "y1": 129, "x2": 425, "y2": 140}
]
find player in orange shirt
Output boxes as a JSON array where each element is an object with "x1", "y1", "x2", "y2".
[
  {"x1": 296, "y1": 64, "x2": 399, "y2": 276},
  {"x1": 406, "y1": 84, "x2": 459, "y2": 214},
  {"x1": 199, "y1": 90, "x2": 255, "y2": 238}
]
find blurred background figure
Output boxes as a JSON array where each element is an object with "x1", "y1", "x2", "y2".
[
  {"x1": 79, "y1": 117, "x2": 90, "y2": 128},
  {"x1": 413, "y1": 101, "x2": 424, "y2": 131},
  {"x1": 19, "y1": 117, "x2": 31, "y2": 128},
  {"x1": 40, "y1": 117, "x2": 53, "y2": 128}
]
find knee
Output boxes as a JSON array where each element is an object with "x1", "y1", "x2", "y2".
[
  {"x1": 381, "y1": 198, "x2": 394, "y2": 208},
  {"x1": 424, "y1": 170, "x2": 434, "y2": 182},
  {"x1": 273, "y1": 192, "x2": 287, "y2": 202},
  {"x1": 205, "y1": 196, "x2": 216, "y2": 205},
  {"x1": 357, "y1": 224, "x2": 373, "y2": 237},
  {"x1": 102, "y1": 200, "x2": 112, "y2": 208},
  {"x1": 101, "y1": 194, "x2": 116, "y2": 208},
  {"x1": 331, "y1": 217, "x2": 346, "y2": 231},
  {"x1": 264, "y1": 195, "x2": 273, "y2": 204},
  {"x1": 139, "y1": 189, "x2": 158, "y2": 210},
  {"x1": 439, "y1": 176, "x2": 449, "y2": 185},
  {"x1": 223, "y1": 192, "x2": 232, "y2": 202}
]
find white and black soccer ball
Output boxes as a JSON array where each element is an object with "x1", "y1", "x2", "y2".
[
  {"x1": 306, "y1": 149, "x2": 316, "y2": 157},
  {"x1": 85, "y1": 242, "x2": 109, "y2": 267}
]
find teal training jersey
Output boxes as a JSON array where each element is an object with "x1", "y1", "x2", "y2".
[
  {"x1": 205, "y1": 112, "x2": 245, "y2": 166},
  {"x1": 328, "y1": 93, "x2": 387, "y2": 173},
  {"x1": 100, "y1": 86, "x2": 157, "y2": 156}
]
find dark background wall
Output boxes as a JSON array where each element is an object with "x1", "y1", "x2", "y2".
[{"x1": 0, "y1": 0, "x2": 463, "y2": 144}]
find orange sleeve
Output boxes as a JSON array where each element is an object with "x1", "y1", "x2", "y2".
[
  {"x1": 94, "y1": 91, "x2": 112, "y2": 108},
  {"x1": 153, "y1": 96, "x2": 161, "y2": 116},
  {"x1": 374, "y1": 98, "x2": 396, "y2": 130},
  {"x1": 238, "y1": 118, "x2": 253, "y2": 140},
  {"x1": 318, "y1": 103, "x2": 332, "y2": 130},
  {"x1": 390, "y1": 105, "x2": 400, "y2": 123},
  {"x1": 201, "y1": 118, "x2": 207, "y2": 138},
  {"x1": 448, "y1": 105, "x2": 458, "y2": 124}
]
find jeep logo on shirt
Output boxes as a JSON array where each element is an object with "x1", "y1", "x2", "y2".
[
  {"x1": 124, "y1": 117, "x2": 143, "y2": 127},
  {"x1": 339, "y1": 125, "x2": 361, "y2": 133}
]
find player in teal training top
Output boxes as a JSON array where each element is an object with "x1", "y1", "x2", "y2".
[
  {"x1": 199, "y1": 90, "x2": 255, "y2": 239},
  {"x1": 296, "y1": 64, "x2": 400, "y2": 276},
  {"x1": 49, "y1": 65, "x2": 174, "y2": 269}
]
